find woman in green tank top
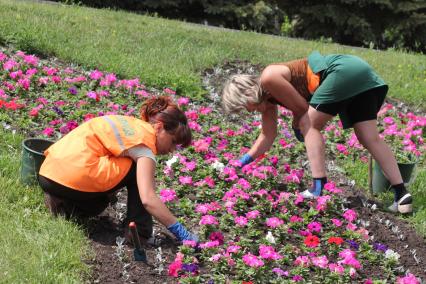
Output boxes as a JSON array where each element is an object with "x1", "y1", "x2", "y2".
[{"x1": 221, "y1": 51, "x2": 412, "y2": 214}]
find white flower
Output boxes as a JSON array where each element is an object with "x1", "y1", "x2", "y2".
[
  {"x1": 385, "y1": 249, "x2": 400, "y2": 261},
  {"x1": 166, "y1": 155, "x2": 179, "y2": 167},
  {"x1": 265, "y1": 231, "x2": 276, "y2": 244},
  {"x1": 211, "y1": 160, "x2": 225, "y2": 172}
]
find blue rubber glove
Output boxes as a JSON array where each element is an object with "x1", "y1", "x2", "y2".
[
  {"x1": 238, "y1": 153, "x2": 254, "y2": 167},
  {"x1": 167, "y1": 221, "x2": 199, "y2": 242},
  {"x1": 292, "y1": 127, "x2": 304, "y2": 142}
]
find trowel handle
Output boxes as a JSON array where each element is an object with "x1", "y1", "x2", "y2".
[{"x1": 129, "y1": 222, "x2": 142, "y2": 250}]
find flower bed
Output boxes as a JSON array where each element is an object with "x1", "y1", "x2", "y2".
[{"x1": 1, "y1": 48, "x2": 425, "y2": 283}]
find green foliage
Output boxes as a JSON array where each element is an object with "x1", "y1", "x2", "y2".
[{"x1": 278, "y1": 0, "x2": 426, "y2": 53}]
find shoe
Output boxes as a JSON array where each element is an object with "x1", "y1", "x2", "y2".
[
  {"x1": 388, "y1": 193, "x2": 413, "y2": 214},
  {"x1": 301, "y1": 189, "x2": 320, "y2": 199}
]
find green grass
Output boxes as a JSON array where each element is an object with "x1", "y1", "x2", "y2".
[
  {"x1": 0, "y1": 129, "x2": 91, "y2": 283},
  {"x1": 0, "y1": 0, "x2": 425, "y2": 107}
]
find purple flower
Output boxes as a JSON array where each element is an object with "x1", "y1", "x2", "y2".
[
  {"x1": 373, "y1": 242, "x2": 388, "y2": 252},
  {"x1": 346, "y1": 240, "x2": 359, "y2": 250},
  {"x1": 68, "y1": 86, "x2": 78, "y2": 95},
  {"x1": 182, "y1": 263, "x2": 198, "y2": 273},
  {"x1": 52, "y1": 106, "x2": 64, "y2": 116}
]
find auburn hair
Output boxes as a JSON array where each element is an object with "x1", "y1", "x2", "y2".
[{"x1": 140, "y1": 96, "x2": 192, "y2": 147}]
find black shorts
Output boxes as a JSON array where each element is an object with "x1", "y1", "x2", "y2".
[{"x1": 310, "y1": 86, "x2": 388, "y2": 129}]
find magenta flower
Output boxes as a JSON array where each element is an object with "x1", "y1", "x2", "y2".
[
  {"x1": 159, "y1": 189, "x2": 177, "y2": 202},
  {"x1": 307, "y1": 221, "x2": 322, "y2": 233},
  {"x1": 242, "y1": 253, "x2": 264, "y2": 268},
  {"x1": 209, "y1": 231, "x2": 224, "y2": 245},
  {"x1": 42, "y1": 127, "x2": 55, "y2": 137}
]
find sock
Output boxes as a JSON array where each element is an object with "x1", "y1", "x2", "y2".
[
  {"x1": 391, "y1": 183, "x2": 409, "y2": 202},
  {"x1": 310, "y1": 177, "x2": 327, "y2": 196}
]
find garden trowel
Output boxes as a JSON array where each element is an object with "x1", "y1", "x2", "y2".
[{"x1": 129, "y1": 222, "x2": 148, "y2": 263}]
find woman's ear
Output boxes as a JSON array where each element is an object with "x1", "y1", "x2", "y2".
[{"x1": 153, "y1": 121, "x2": 164, "y2": 132}]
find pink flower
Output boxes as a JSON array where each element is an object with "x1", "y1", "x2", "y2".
[
  {"x1": 199, "y1": 240, "x2": 220, "y2": 249},
  {"x1": 311, "y1": 255, "x2": 329, "y2": 269},
  {"x1": 209, "y1": 253, "x2": 221, "y2": 262},
  {"x1": 163, "y1": 88, "x2": 176, "y2": 95},
  {"x1": 339, "y1": 249, "x2": 356, "y2": 260},
  {"x1": 340, "y1": 256, "x2": 361, "y2": 269},
  {"x1": 265, "y1": 217, "x2": 284, "y2": 228},
  {"x1": 18, "y1": 78, "x2": 30, "y2": 90},
  {"x1": 23, "y1": 55, "x2": 39, "y2": 66},
  {"x1": 246, "y1": 210, "x2": 260, "y2": 219},
  {"x1": 87, "y1": 91, "x2": 97, "y2": 100},
  {"x1": 89, "y1": 70, "x2": 103, "y2": 80},
  {"x1": 331, "y1": 218, "x2": 343, "y2": 227},
  {"x1": 307, "y1": 221, "x2": 322, "y2": 233},
  {"x1": 329, "y1": 263, "x2": 344, "y2": 274},
  {"x1": 168, "y1": 252, "x2": 184, "y2": 277},
  {"x1": 199, "y1": 215, "x2": 218, "y2": 225},
  {"x1": 290, "y1": 215, "x2": 303, "y2": 223},
  {"x1": 182, "y1": 240, "x2": 197, "y2": 247},
  {"x1": 179, "y1": 175, "x2": 193, "y2": 185},
  {"x1": 42, "y1": 127, "x2": 55, "y2": 137},
  {"x1": 343, "y1": 209, "x2": 357, "y2": 222},
  {"x1": 396, "y1": 273, "x2": 420, "y2": 284},
  {"x1": 258, "y1": 245, "x2": 282, "y2": 260},
  {"x1": 226, "y1": 245, "x2": 241, "y2": 254},
  {"x1": 336, "y1": 143, "x2": 348, "y2": 155},
  {"x1": 294, "y1": 255, "x2": 310, "y2": 267},
  {"x1": 0, "y1": 89, "x2": 6, "y2": 99},
  {"x1": 177, "y1": 97, "x2": 190, "y2": 106},
  {"x1": 242, "y1": 253, "x2": 264, "y2": 268},
  {"x1": 235, "y1": 216, "x2": 248, "y2": 226},
  {"x1": 383, "y1": 116, "x2": 395, "y2": 124},
  {"x1": 159, "y1": 189, "x2": 177, "y2": 202}
]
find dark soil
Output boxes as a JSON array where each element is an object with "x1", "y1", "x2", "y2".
[{"x1": 81, "y1": 60, "x2": 425, "y2": 283}]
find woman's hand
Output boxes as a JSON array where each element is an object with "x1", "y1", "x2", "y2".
[
  {"x1": 167, "y1": 221, "x2": 199, "y2": 242},
  {"x1": 292, "y1": 116, "x2": 304, "y2": 142}
]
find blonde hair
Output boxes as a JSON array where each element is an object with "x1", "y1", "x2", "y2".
[{"x1": 221, "y1": 74, "x2": 263, "y2": 113}]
